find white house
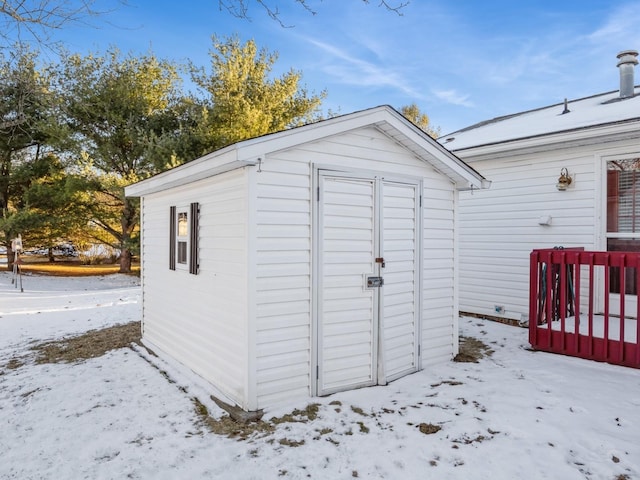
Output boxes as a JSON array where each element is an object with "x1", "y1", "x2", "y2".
[
  {"x1": 442, "y1": 50, "x2": 640, "y2": 324},
  {"x1": 125, "y1": 105, "x2": 488, "y2": 413}
]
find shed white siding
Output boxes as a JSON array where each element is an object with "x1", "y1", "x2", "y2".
[
  {"x1": 252, "y1": 126, "x2": 461, "y2": 408},
  {"x1": 140, "y1": 168, "x2": 251, "y2": 408},
  {"x1": 381, "y1": 180, "x2": 420, "y2": 380},
  {"x1": 458, "y1": 139, "x2": 640, "y2": 322},
  {"x1": 253, "y1": 155, "x2": 313, "y2": 408},
  {"x1": 422, "y1": 174, "x2": 458, "y2": 362}
]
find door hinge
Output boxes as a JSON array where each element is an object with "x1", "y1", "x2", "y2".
[
  {"x1": 317, "y1": 186, "x2": 320, "y2": 201},
  {"x1": 419, "y1": 195, "x2": 422, "y2": 207},
  {"x1": 418, "y1": 344, "x2": 421, "y2": 356},
  {"x1": 316, "y1": 365, "x2": 319, "y2": 377}
]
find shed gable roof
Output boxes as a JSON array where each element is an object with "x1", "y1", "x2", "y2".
[
  {"x1": 441, "y1": 87, "x2": 640, "y2": 155},
  {"x1": 126, "y1": 105, "x2": 488, "y2": 197}
]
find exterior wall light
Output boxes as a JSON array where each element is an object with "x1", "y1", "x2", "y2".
[{"x1": 556, "y1": 168, "x2": 572, "y2": 191}]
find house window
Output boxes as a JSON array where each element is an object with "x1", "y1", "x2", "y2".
[
  {"x1": 169, "y1": 203, "x2": 199, "y2": 274},
  {"x1": 606, "y1": 158, "x2": 640, "y2": 294}
]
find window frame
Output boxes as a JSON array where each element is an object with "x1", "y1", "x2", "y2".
[
  {"x1": 169, "y1": 203, "x2": 199, "y2": 275},
  {"x1": 605, "y1": 157, "x2": 640, "y2": 295},
  {"x1": 175, "y1": 207, "x2": 189, "y2": 269}
]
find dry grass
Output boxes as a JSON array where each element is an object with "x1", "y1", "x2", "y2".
[
  {"x1": 32, "y1": 322, "x2": 141, "y2": 364},
  {"x1": 192, "y1": 398, "x2": 275, "y2": 440},
  {"x1": 418, "y1": 423, "x2": 442, "y2": 435},
  {"x1": 16, "y1": 261, "x2": 139, "y2": 277},
  {"x1": 271, "y1": 403, "x2": 320, "y2": 424},
  {"x1": 192, "y1": 401, "x2": 325, "y2": 441},
  {"x1": 454, "y1": 336, "x2": 494, "y2": 363},
  {"x1": 2, "y1": 322, "x2": 141, "y2": 374},
  {"x1": 2, "y1": 254, "x2": 139, "y2": 276}
]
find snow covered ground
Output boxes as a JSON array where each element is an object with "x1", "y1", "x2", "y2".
[
  {"x1": 544, "y1": 315, "x2": 638, "y2": 343},
  {"x1": 1, "y1": 272, "x2": 639, "y2": 480}
]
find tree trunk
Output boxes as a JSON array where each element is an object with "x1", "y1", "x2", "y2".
[
  {"x1": 119, "y1": 248, "x2": 132, "y2": 273},
  {"x1": 118, "y1": 197, "x2": 137, "y2": 274},
  {"x1": 48, "y1": 247, "x2": 55, "y2": 262},
  {"x1": 5, "y1": 242, "x2": 14, "y2": 271}
]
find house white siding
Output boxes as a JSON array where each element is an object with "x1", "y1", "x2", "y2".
[
  {"x1": 439, "y1": 82, "x2": 640, "y2": 325},
  {"x1": 252, "y1": 126, "x2": 461, "y2": 408},
  {"x1": 457, "y1": 143, "x2": 630, "y2": 322},
  {"x1": 140, "y1": 168, "x2": 251, "y2": 408}
]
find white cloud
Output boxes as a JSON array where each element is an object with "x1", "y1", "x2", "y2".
[
  {"x1": 432, "y1": 89, "x2": 474, "y2": 107},
  {"x1": 588, "y1": 2, "x2": 640, "y2": 46},
  {"x1": 303, "y1": 37, "x2": 424, "y2": 98}
]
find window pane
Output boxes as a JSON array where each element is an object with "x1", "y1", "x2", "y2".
[
  {"x1": 177, "y1": 241, "x2": 187, "y2": 264},
  {"x1": 178, "y1": 212, "x2": 188, "y2": 237},
  {"x1": 607, "y1": 158, "x2": 640, "y2": 233},
  {"x1": 607, "y1": 238, "x2": 640, "y2": 295}
]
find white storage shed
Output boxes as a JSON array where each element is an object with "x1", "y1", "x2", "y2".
[{"x1": 125, "y1": 105, "x2": 488, "y2": 412}]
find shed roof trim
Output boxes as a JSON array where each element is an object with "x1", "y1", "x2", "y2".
[{"x1": 125, "y1": 105, "x2": 487, "y2": 197}]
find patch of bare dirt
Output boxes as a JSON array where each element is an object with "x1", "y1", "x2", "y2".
[
  {"x1": 4, "y1": 358, "x2": 25, "y2": 370},
  {"x1": 454, "y1": 335, "x2": 494, "y2": 363},
  {"x1": 271, "y1": 403, "x2": 320, "y2": 424},
  {"x1": 32, "y1": 322, "x2": 141, "y2": 365},
  {"x1": 418, "y1": 423, "x2": 442, "y2": 435},
  {"x1": 192, "y1": 398, "x2": 275, "y2": 440}
]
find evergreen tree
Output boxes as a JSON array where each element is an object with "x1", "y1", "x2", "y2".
[
  {"x1": 53, "y1": 48, "x2": 185, "y2": 272},
  {"x1": 189, "y1": 35, "x2": 326, "y2": 153},
  {"x1": 0, "y1": 48, "x2": 55, "y2": 270}
]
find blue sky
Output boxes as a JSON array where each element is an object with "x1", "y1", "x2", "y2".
[{"x1": 34, "y1": 0, "x2": 640, "y2": 134}]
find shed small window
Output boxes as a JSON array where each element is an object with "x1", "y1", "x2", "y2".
[
  {"x1": 177, "y1": 211, "x2": 188, "y2": 265},
  {"x1": 169, "y1": 203, "x2": 199, "y2": 274}
]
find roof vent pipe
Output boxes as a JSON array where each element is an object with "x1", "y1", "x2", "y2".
[{"x1": 617, "y1": 50, "x2": 638, "y2": 98}]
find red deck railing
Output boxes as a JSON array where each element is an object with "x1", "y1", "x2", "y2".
[{"x1": 529, "y1": 248, "x2": 640, "y2": 368}]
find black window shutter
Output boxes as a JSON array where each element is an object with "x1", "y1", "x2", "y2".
[
  {"x1": 189, "y1": 202, "x2": 199, "y2": 275},
  {"x1": 169, "y1": 206, "x2": 176, "y2": 270}
]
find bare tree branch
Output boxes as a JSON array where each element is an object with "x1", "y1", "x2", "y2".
[
  {"x1": 218, "y1": 0, "x2": 408, "y2": 26},
  {"x1": 372, "y1": 0, "x2": 409, "y2": 14},
  {"x1": 0, "y1": 1, "x2": 125, "y2": 49}
]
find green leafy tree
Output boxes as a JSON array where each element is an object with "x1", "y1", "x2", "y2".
[
  {"x1": 189, "y1": 35, "x2": 326, "y2": 153},
  {"x1": 20, "y1": 153, "x2": 91, "y2": 260},
  {"x1": 399, "y1": 103, "x2": 441, "y2": 139},
  {"x1": 53, "y1": 48, "x2": 186, "y2": 272},
  {"x1": 0, "y1": 47, "x2": 57, "y2": 270}
]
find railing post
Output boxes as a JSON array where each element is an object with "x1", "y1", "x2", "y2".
[
  {"x1": 620, "y1": 253, "x2": 626, "y2": 363},
  {"x1": 559, "y1": 250, "x2": 567, "y2": 352},
  {"x1": 529, "y1": 250, "x2": 539, "y2": 346},
  {"x1": 604, "y1": 253, "x2": 610, "y2": 360},
  {"x1": 545, "y1": 250, "x2": 554, "y2": 348},
  {"x1": 572, "y1": 251, "x2": 581, "y2": 354},
  {"x1": 529, "y1": 248, "x2": 639, "y2": 369},
  {"x1": 637, "y1": 259, "x2": 640, "y2": 366},
  {"x1": 588, "y1": 254, "x2": 595, "y2": 357}
]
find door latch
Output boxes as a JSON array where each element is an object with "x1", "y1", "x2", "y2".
[
  {"x1": 366, "y1": 276, "x2": 384, "y2": 288},
  {"x1": 375, "y1": 257, "x2": 385, "y2": 268}
]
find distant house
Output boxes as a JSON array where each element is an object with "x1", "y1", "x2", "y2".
[
  {"x1": 441, "y1": 50, "x2": 640, "y2": 324},
  {"x1": 125, "y1": 105, "x2": 487, "y2": 413}
]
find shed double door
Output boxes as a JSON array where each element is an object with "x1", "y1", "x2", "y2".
[{"x1": 316, "y1": 170, "x2": 421, "y2": 396}]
